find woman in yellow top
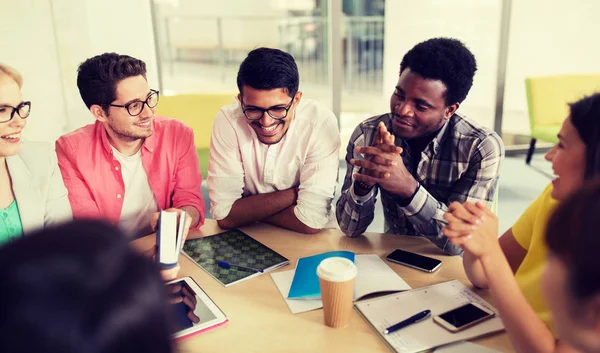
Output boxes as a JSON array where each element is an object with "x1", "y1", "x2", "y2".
[
  {"x1": 442, "y1": 92, "x2": 600, "y2": 353},
  {"x1": 543, "y1": 179, "x2": 600, "y2": 353}
]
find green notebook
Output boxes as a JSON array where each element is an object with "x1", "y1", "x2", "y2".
[{"x1": 182, "y1": 229, "x2": 289, "y2": 286}]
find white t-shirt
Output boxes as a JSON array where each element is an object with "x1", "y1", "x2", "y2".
[
  {"x1": 112, "y1": 147, "x2": 158, "y2": 236},
  {"x1": 207, "y1": 97, "x2": 341, "y2": 229}
]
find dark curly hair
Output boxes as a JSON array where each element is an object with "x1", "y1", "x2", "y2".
[
  {"x1": 400, "y1": 37, "x2": 477, "y2": 106},
  {"x1": 0, "y1": 220, "x2": 174, "y2": 353},
  {"x1": 237, "y1": 47, "x2": 299, "y2": 98},
  {"x1": 77, "y1": 53, "x2": 147, "y2": 111}
]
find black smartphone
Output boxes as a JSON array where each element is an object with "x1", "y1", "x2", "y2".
[
  {"x1": 386, "y1": 249, "x2": 442, "y2": 273},
  {"x1": 433, "y1": 302, "x2": 496, "y2": 332}
]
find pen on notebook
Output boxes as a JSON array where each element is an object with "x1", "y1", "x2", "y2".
[
  {"x1": 383, "y1": 309, "x2": 431, "y2": 335},
  {"x1": 216, "y1": 260, "x2": 264, "y2": 273}
]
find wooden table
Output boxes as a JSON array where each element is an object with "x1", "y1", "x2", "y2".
[{"x1": 134, "y1": 220, "x2": 513, "y2": 353}]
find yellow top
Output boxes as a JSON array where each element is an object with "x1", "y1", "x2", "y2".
[{"x1": 512, "y1": 184, "x2": 558, "y2": 327}]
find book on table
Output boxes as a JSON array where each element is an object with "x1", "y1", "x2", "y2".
[
  {"x1": 182, "y1": 228, "x2": 289, "y2": 287},
  {"x1": 156, "y1": 210, "x2": 187, "y2": 269},
  {"x1": 270, "y1": 250, "x2": 412, "y2": 314}
]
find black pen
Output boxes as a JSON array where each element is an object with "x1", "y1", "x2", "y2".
[{"x1": 383, "y1": 309, "x2": 431, "y2": 335}]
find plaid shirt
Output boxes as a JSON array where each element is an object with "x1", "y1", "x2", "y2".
[{"x1": 336, "y1": 113, "x2": 504, "y2": 255}]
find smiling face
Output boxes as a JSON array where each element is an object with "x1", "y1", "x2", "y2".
[
  {"x1": 0, "y1": 75, "x2": 27, "y2": 158},
  {"x1": 93, "y1": 75, "x2": 155, "y2": 143},
  {"x1": 239, "y1": 86, "x2": 301, "y2": 145},
  {"x1": 545, "y1": 117, "x2": 587, "y2": 201},
  {"x1": 390, "y1": 68, "x2": 458, "y2": 140}
]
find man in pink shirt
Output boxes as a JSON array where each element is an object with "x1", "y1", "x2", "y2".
[{"x1": 56, "y1": 53, "x2": 205, "y2": 244}]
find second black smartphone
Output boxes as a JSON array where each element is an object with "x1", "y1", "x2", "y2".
[{"x1": 386, "y1": 249, "x2": 442, "y2": 273}]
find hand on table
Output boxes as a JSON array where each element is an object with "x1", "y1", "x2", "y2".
[
  {"x1": 168, "y1": 282, "x2": 200, "y2": 323},
  {"x1": 442, "y1": 201, "x2": 501, "y2": 258}
]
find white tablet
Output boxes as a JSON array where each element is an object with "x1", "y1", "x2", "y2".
[{"x1": 166, "y1": 276, "x2": 228, "y2": 340}]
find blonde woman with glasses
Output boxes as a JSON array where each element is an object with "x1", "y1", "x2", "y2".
[{"x1": 0, "y1": 63, "x2": 72, "y2": 245}]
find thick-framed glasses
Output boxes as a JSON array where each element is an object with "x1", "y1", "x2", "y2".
[
  {"x1": 109, "y1": 89, "x2": 159, "y2": 116},
  {"x1": 0, "y1": 101, "x2": 31, "y2": 123},
  {"x1": 241, "y1": 93, "x2": 296, "y2": 121}
]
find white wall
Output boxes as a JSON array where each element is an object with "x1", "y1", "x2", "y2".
[
  {"x1": 0, "y1": 0, "x2": 159, "y2": 143},
  {"x1": 0, "y1": 0, "x2": 68, "y2": 142},
  {"x1": 383, "y1": 0, "x2": 503, "y2": 130}
]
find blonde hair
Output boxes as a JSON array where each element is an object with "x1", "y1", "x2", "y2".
[{"x1": 0, "y1": 63, "x2": 23, "y2": 88}]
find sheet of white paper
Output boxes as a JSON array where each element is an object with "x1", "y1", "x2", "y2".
[
  {"x1": 434, "y1": 341, "x2": 501, "y2": 353},
  {"x1": 270, "y1": 255, "x2": 411, "y2": 314},
  {"x1": 271, "y1": 270, "x2": 323, "y2": 314}
]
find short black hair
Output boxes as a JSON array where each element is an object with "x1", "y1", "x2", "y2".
[
  {"x1": 77, "y1": 52, "x2": 147, "y2": 110},
  {"x1": 546, "y1": 179, "x2": 600, "y2": 301},
  {"x1": 568, "y1": 93, "x2": 600, "y2": 179},
  {"x1": 236, "y1": 47, "x2": 299, "y2": 98},
  {"x1": 400, "y1": 37, "x2": 477, "y2": 106},
  {"x1": 0, "y1": 220, "x2": 174, "y2": 353}
]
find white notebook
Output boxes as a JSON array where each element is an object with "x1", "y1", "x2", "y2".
[
  {"x1": 271, "y1": 254, "x2": 411, "y2": 314},
  {"x1": 354, "y1": 280, "x2": 505, "y2": 353}
]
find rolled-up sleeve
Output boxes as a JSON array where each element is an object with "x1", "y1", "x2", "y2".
[
  {"x1": 294, "y1": 115, "x2": 341, "y2": 229},
  {"x1": 401, "y1": 133, "x2": 504, "y2": 255},
  {"x1": 336, "y1": 123, "x2": 378, "y2": 236},
  {"x1": 207, "y1": 110, "x2": 245, "y2": 220},
  {"x1": 171, "y1": 125, "x2": 205, "y2": 229}
]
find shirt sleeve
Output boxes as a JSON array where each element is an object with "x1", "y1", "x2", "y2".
[
  {"x1": 512, "y1": 184, "x2": 552, "y2": 250},
  {"x1": 55, "y1": 138, "x2": 103, "y2": 220},
  {"x1": 293, "y1": 114, "x2": 341, "y2": 229},
  {"x1": 44, "y1": 147, "x2": 73, "y2": 226},
  {"x1": 335, "y1": 123, "x2": 379, "y2": 237},
  {"x1": 170, "y1": 125, "x2": 205, "y2": 229},
  {"x1": 207, "y1": 110, "x2": 245, "y2": 221},
  {"x1": 401, "y1": 133, "x2": 504, "y2": 255}
]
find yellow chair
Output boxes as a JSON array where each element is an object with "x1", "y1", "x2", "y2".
[
  {"x1": 524, "y1": 74, "x2": 600, "y2": 164},
  {"x1": 155, "y1": 93, "x2": 236, "y2": 177}
]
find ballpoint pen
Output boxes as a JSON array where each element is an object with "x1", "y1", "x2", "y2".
[
  {"x1": 383, "y1": 309, "x2": 431, "y2": 335},
  {"x1": 217, "y1": 260, "x2": 264, "y2": 273}
]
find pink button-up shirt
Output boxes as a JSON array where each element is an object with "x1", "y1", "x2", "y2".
[{"x1": 55, "y1": 116, "x2": 205, "y2": 229}]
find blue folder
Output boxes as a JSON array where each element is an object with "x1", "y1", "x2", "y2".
[{"x1": 287, "y1": 251, "x2": 355, "y2": 299}]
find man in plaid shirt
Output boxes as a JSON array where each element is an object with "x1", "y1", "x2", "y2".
[{"x1": 336, "y1": 38, "x2": 504, "y2": 255}]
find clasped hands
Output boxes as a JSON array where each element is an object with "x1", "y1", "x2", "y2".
[
  {"x1": 442, "y1": 201, "x2": 501, "y2": 259},
  {"x1": 350, "y1": 122, "x2": 417, "y2": 198}
]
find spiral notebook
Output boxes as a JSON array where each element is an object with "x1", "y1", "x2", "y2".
[{"x1": 354, "y1": 280, "x2": 505, "y2": 353}]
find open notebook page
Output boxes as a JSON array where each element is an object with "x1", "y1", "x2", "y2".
[
  {"x1": 271, "y1": 255, "x2": 411, "y2": 314},
  {"x1": 354, "y1": 280, "x2": 504, "y2": 353}
]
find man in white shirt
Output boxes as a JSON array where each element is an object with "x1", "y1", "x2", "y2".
[{"x1": 208, "y1": 47, "x2": 340, "y2": 234}]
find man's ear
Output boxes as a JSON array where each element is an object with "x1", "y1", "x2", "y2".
[
  {"x1": 293, "y1": 91, "x2": 303, "y2": 106},
  {"x1": 444, "y1": 103, "x2": 460, "y2": 120},
  {"x1": 90, "y1": 104, "x2": 108, "y2": 123},
  {"x1": 237, "y1": 93, "x2": 242, "y2": 103}
]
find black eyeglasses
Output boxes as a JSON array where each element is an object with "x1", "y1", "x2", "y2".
[
  {"x1": 109, "y1": 89, "x2": 159, "y2": 116},
  {"x1": 0, "y1": 102, "x2": 31, "y2": 123},
  {"x1": 241, "y1": 93, "x2": 296, "y2": 121}
]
